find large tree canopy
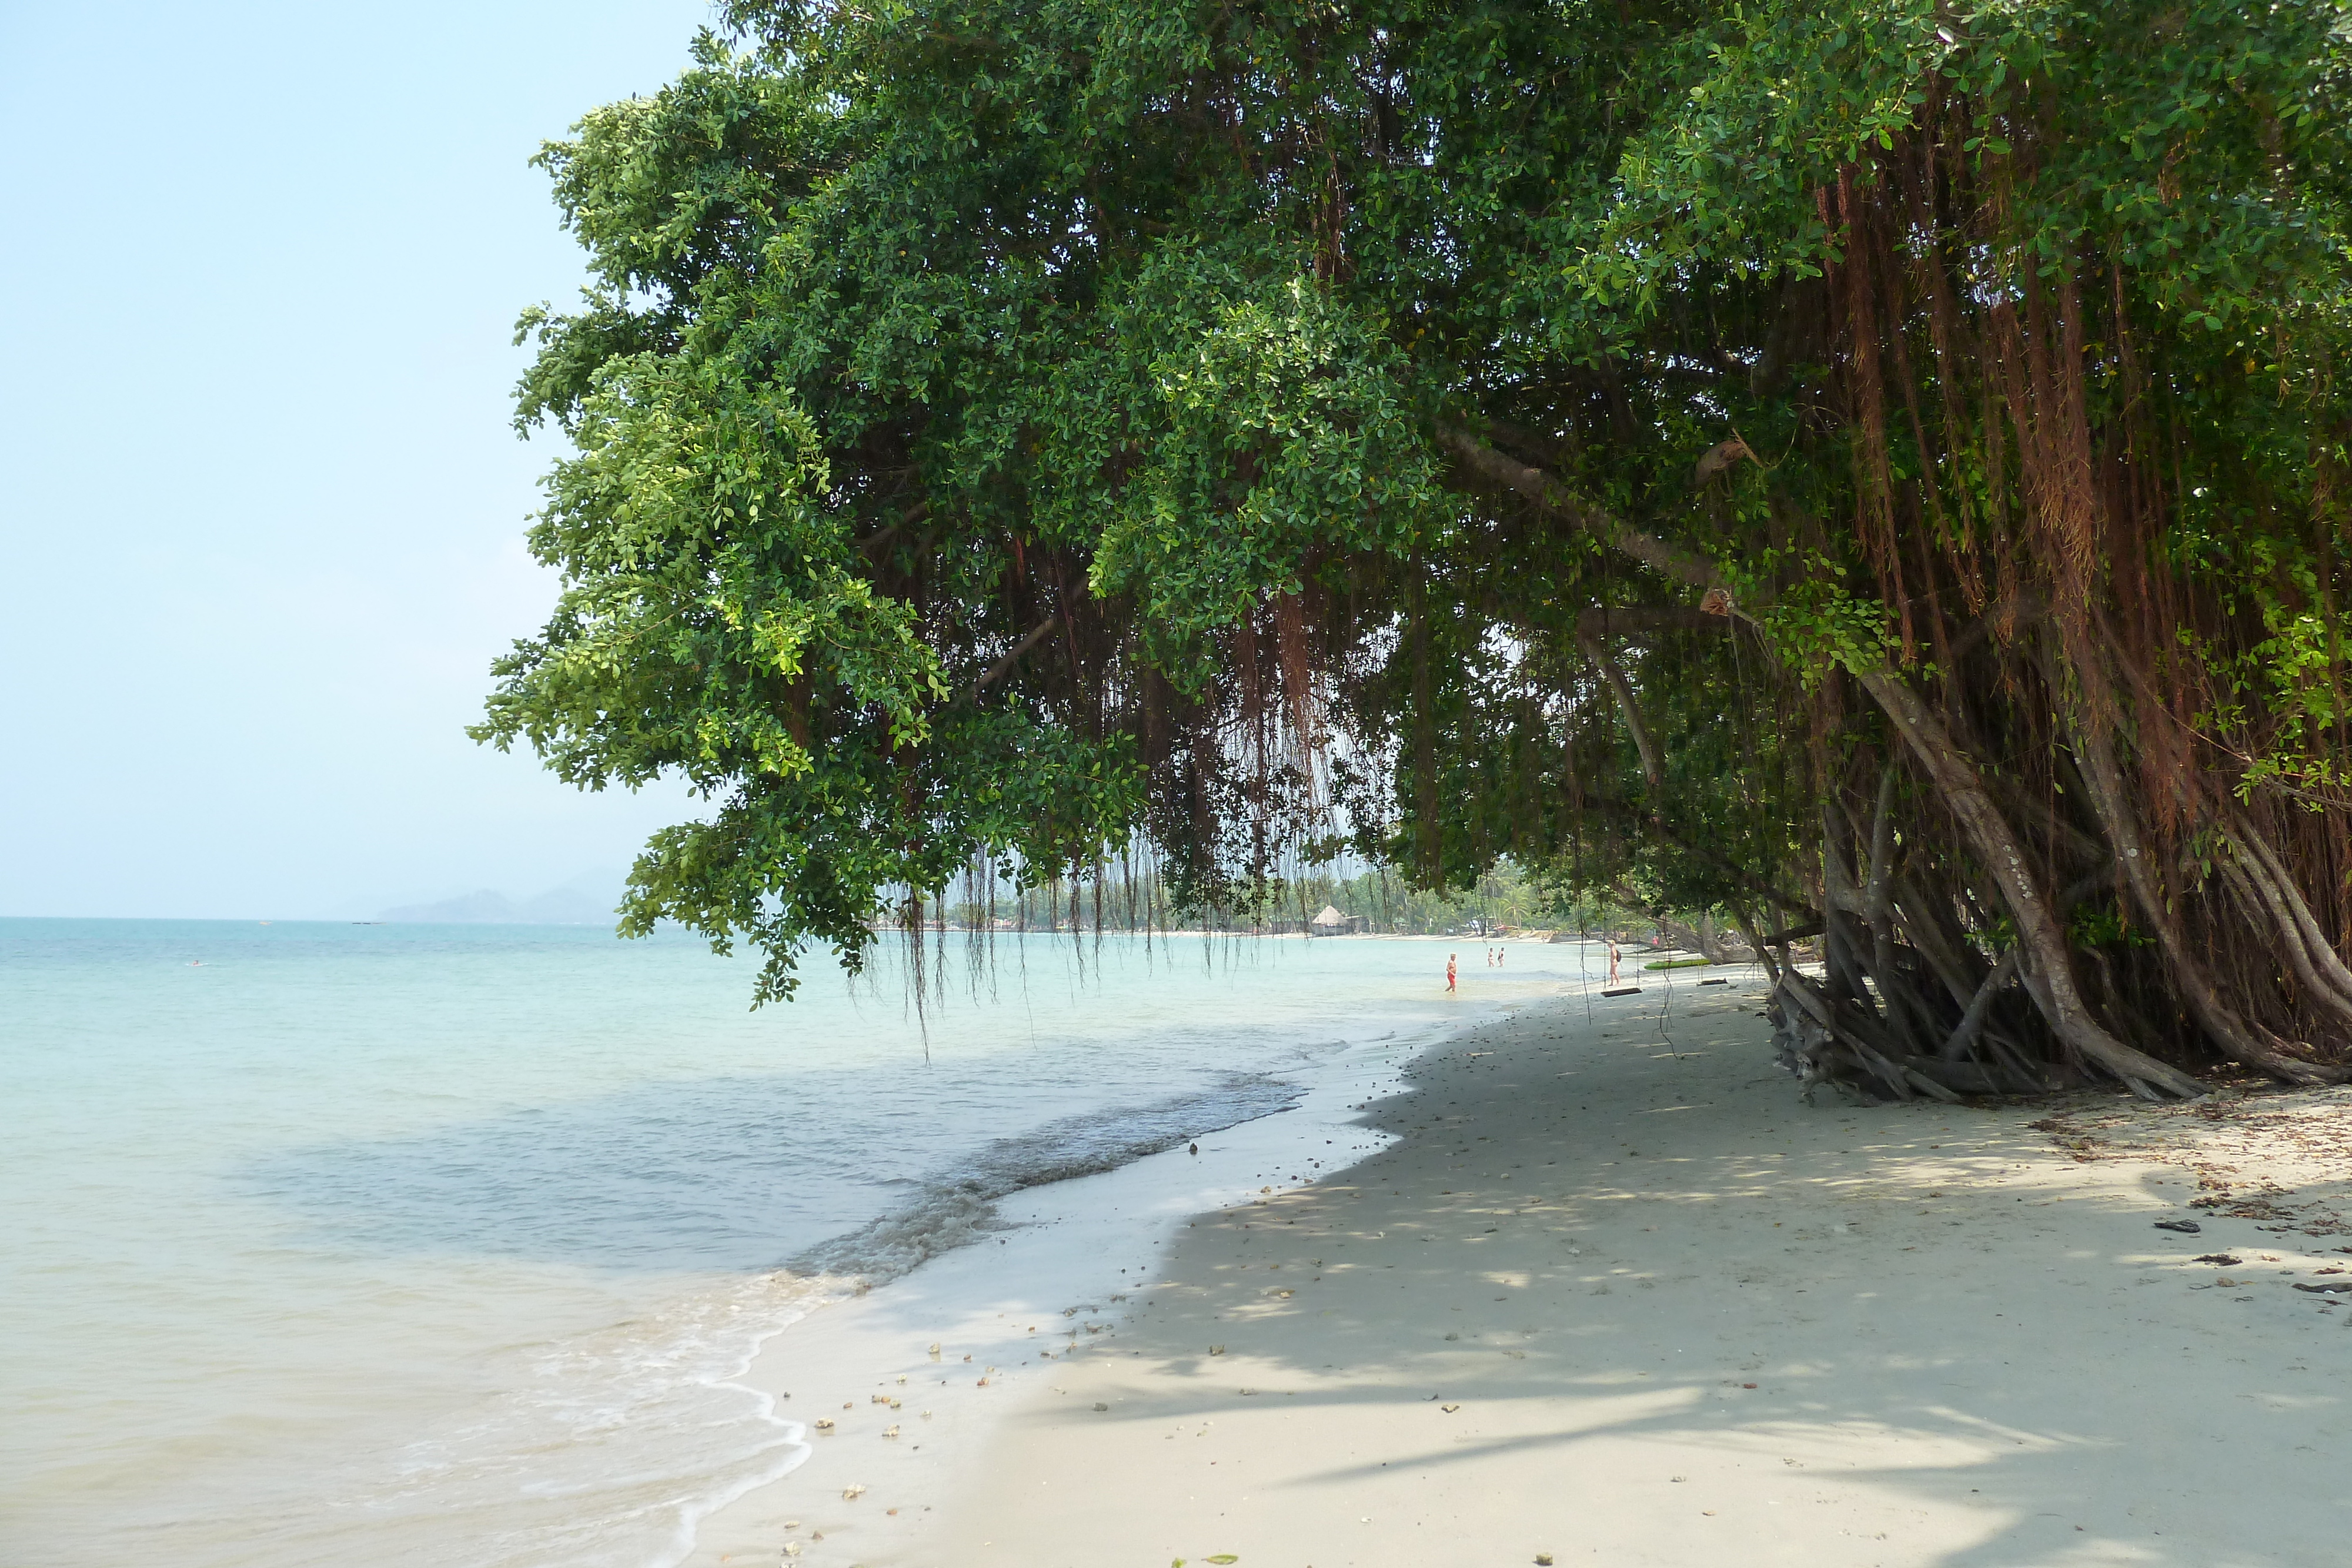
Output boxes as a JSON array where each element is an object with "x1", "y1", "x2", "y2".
[{"x1": 480, "y1": 0, "x2": 2352, "y2": 1099}]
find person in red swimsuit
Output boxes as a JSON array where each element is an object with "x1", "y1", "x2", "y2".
[{"x1": 1446, "y1": 954, "x2": 1458, "y2": 992}]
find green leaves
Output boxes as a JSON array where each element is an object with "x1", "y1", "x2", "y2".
[
  {"x1": 1083, "y1": 265, "x2": 1439, "y2": 681},
  {"x1": 484, "y1": 0, "x2": 2352, "y2": 999}
]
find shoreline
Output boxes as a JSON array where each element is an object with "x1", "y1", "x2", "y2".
[
  {"x1": 675, "y1": 987, "x2": 1519, "y2": 1566},
  {"x1": 694, "y1": 963, "x2": 2348, "y2": 1567}
]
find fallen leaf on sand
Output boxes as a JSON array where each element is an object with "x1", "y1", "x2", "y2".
[
  {"x1": 1207, "y1": 1556, "x2": 1240, "y2": 1564},
  {"x1": 841, "y1": 1484, "x2": 866, "y2": 1500},
  {"x1": 1536, "y1": 1556, "x2": 1555, "y2": 1566},
  {"x1": 1442, "y1": 1403, "x2": 1461, "y2": 1413},
  {"x1": 813, "y1": 1420, "x2": 834, "y2": 1432},
  {"x1": 883, "y1": 1425, "x2": 900, "y2": 1438}
]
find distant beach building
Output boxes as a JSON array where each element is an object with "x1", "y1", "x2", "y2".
[{"x1": 1309, "y1": 904, "x2": 1359, "y2": 936}]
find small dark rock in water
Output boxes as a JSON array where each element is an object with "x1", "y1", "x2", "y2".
[
  {"x1": 2194, "y1": 1254, "x2": 2241, "y2": 1265},
  {"x1": 2153, "y1": 1219, "x2": 2201, "y2": 1233},
  {"x1": 2293, "y1": 1281, "x2": 2352, "y2": 1294},
  {"x1": 1189, "y1": 1143, "x2": 1198, "y2": 1155}
]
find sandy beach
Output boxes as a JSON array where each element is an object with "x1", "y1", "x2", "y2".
[{"x1": 689, "y1": 965, "x2": 2352, "y2": 1567}]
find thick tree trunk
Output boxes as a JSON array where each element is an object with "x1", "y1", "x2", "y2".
[
  {"x1": 1859, "y1": 668, "x2": 2207, "y2": 1099},
  {"x1": 1434, "y1": 426, "x2": 2327, "y2": 1099},
  {"x1": 2060, "y1": 700, "x2": 2351, "y2": 1086},
  {"x1": 2223, "y1": 820, "x2": 2352, "y2": 1031}
]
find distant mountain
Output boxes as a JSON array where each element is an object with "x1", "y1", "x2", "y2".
[
  {"x1": 377, "y1": 876, "x2": 622, "y2": 926},
  {"x1": 379, "y1": 889, "x2": 524, "y2": 924}
]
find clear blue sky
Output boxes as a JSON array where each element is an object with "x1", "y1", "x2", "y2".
[{"x1": 1, "y1": 2, "x2": 720, "y2": 918}]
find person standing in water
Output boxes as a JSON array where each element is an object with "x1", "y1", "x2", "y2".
[{"x1": 1446, "y1": 953, "x2": 1458, "y2": 993}]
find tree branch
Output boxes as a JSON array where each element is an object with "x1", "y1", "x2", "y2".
[
  {"x1": 973, "y1": 614, "x2": 1061, "y2": 697},
  {"x1": 1434, "y1": 424, "x2": 1722, "y2": 591},
  {"x1": 1575, "y1": 622, "x2": 1663, "y2": 793}
]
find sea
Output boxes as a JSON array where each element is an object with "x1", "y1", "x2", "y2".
[{"x1": 0, "y1": 917, "x2": 1608, "y2": 1567}]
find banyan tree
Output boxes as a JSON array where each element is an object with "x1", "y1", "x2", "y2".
[{"x1": 479, "y1": 0, "x2": 2352, "y2": 1099}]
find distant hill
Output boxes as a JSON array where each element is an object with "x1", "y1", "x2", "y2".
[{"x1": 378, "y1": 879, "x2": 621, "y2": 926}]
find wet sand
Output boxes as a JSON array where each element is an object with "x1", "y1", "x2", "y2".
[{"x1": 695, "y1": 968, "x2": 2352, "y2": 1567}]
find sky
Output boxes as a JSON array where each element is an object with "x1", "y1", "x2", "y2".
[{"x1": 0, "y1": 1, "x2": 723, "y2": 918}]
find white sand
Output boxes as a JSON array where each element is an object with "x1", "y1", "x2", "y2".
[{"x1": 691, "y1": 969, "x2": 2352, "y2": 1567}]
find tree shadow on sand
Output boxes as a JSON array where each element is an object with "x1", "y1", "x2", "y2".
[{"x1": 1034, "y1": 1008, "x2": 2352, "y2": 1568}]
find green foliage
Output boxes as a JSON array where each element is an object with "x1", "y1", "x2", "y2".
[{"x1": 483, "y1": 0, "x2": 2352, "y2": 1002}]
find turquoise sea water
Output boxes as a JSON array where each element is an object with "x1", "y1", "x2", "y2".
[{"x1": 1, "y1": 918, "x2": 1600, "y2": 1566}]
